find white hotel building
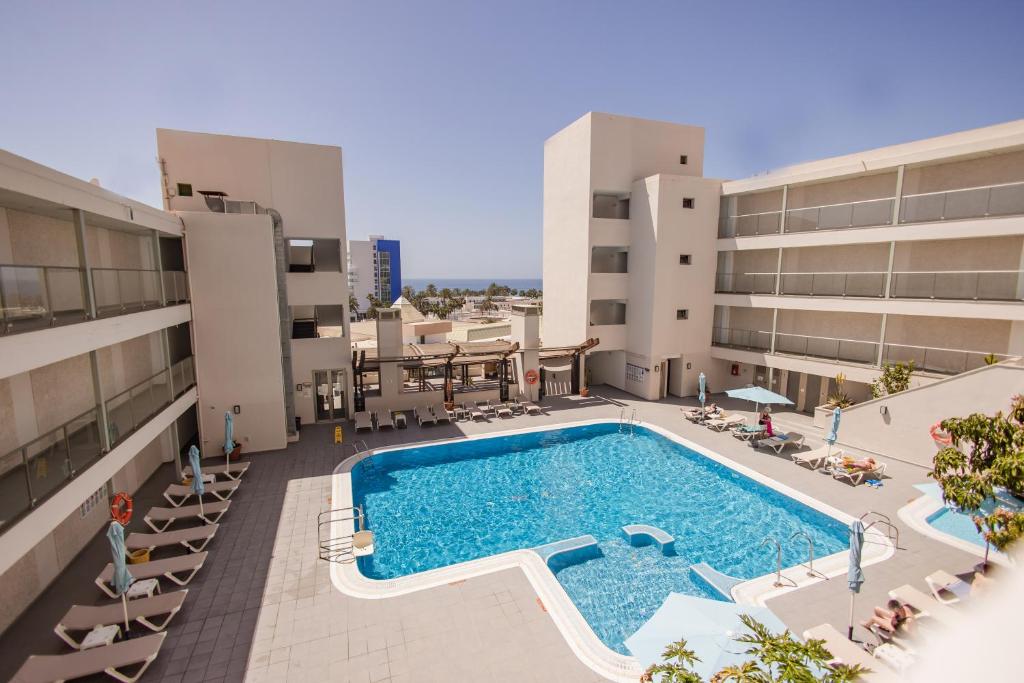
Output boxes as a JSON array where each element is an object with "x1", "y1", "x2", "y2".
[
  {"x1": 0, "y1": 131, "x2": 351, "y2": 631},
  {"x1": 544, "y1": 113, "x2": 1024, "y2": 411}
]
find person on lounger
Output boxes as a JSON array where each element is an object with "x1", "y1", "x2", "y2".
[
  {"x1": 862, "y1": 599, "x2": 916, "y2": 636},
  {"x1": 842, "y1": 456, "x2": 877, "y2": 472}
]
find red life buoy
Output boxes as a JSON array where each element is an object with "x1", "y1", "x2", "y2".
[
  {"x1": 525, "y1": 369, "x2": 539, "y2": 385},
  {"x1": 930, "y1": 422, "x2": 952, "y2": 447},
  {"x1": 111, "y1": 492, "x2": 133, "y2": 525}
]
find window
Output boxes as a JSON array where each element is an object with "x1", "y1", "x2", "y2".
[
  {"x1": 677, "y1": 309, "x2": 689, "y2": 320},
  {"x1": 679, "y1": 254, "x2": 691, "y2": 265},
  {"x1": 679, "y1": 155, "x2": 688, "y2": 165},
  {"x1": 176, "y1": 183, "x2": 193, "y2": 197},
  {"x1": 682, "y1": 198, "x2": 695, "y2": 209}
]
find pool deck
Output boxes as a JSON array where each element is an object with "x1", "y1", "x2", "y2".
[{"x1": 0, "y1": 388, "x2": 982, "y2": 682}]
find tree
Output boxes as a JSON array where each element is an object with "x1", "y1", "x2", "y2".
[
  {"x1": 481, "y1": 296, "x2": 497, "y2": 312},
  {"x1": 364, "y1": 293, "x2": 385, "y2": 319},
  {"x1": 646, "y1": 616, "x2": 864, "y2": 683},
  {"x1": 401, "y1": 285, "x2": 415, "y2": 301},
  {"x1": 425, "y1": 282, "x2": 438, "y2": 297},
  {"x1": 348, "y1": 293, "x2": 360, "y2": 318},
  {"x1": 869, "y1": 361, "x2": 914, "y2": 399},
  {"x1": 931, "y1": 394, "x2": 1024, "y2": 568}
]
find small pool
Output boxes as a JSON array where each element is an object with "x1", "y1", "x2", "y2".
[
  {"x1": 351, "y1": 423, "x2": 848, "y2": 653},
  {"x1": 916, "y1": 483, "x2": 1023, "y2": 548}
]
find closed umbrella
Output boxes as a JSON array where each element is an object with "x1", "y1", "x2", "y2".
[
  {"x1": 698, "y1": 372, "x2": 707, "y2": 419},
  {"x1": 188, "y1": 445, "x2": 205, "y2": 516},
  {"x1": 825, "y1": 407, "x2": 842, "y2": 458},
  {"x1": 847, "y1": 520, "x2": 865, "y2": 639},
  {"x1": 223, "y1": 411, "x2": 236, "y2": 470},
  {"x1": 106, "y1": 521, "x2": 135, "y2": 632}
]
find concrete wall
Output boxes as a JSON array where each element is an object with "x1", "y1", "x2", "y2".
[
  {"x1": 902, "y1": 149, "x2": 1024, "y2": 195},
  {"x1": 183, "y1": 212, "x2": 287, "y2": 453},
  {"x1": 834, "y1": 361, "x2": 1024, "y2": 467}
]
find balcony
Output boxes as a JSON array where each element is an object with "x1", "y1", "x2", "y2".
[
  {"x1": 711, "y1": 326, "x2": 771, "y2": 352},
  {"x1": 0, "y1": 356, "x2": 195, "y2": 532},
  {"x1": 716, "y1": 272, "x2": 778, "y2": 295},
  {"x1": 882, "y1": 343, "x2": 1011, "y2": 376},
  {"x1": 719, "y1": 180, "x2": 1024, "y2": 238},
  {"x1": 0, "y1": 264, "x2": 189, "y2": 336},
  {"x1": 774, "y1": 332, "x2": 879, "y2": 365}
]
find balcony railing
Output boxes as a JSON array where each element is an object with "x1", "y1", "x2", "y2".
[
  {"x1": 715, "y1": 272, "x2": 778, "y2": 294},
  {"x1": 0, "y1": 356, "x2": 194, "y2": 532},
  {"x1": 882, "y1": 343, "x2": 1011, "y2": 376},
  {"x1": 900, "y1": 180, "x2": 1024, "y2": 224},
  {"x1": 711, "y1": 326, "x2": 772, "y2": 351},
  {"x1": 779, "y1": 272, "x2": 887, "y2": 298},
  {"x1": 0, "y1": 263, "x2": 189, "y2": 335},
  {"x1": 720, "y1": 180, "x2": 1024, "y2": 238},
  {"x1": 0, "y1": 264, "x2": 88, "y2": 333},
  {"x1": 774, "y1": 332, "x2": 879, "y2": 365}
]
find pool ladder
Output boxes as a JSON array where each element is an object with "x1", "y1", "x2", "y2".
[
  {"x1": 317, "y1": 505, "x2": 367, "y2": 563},
  {"x1": 618, "y1": 408, "x2": 639, "y2": 435},
  {"x1": 790, "y1": 530, "x2": 826, "y2": 579},
  {"x1": 861, "y1": 510, "x2": 902, "y2": 550}
]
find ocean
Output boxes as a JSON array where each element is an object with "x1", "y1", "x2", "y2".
[{"x1": 402, "y1": 278, "x2": 542, "y2": 292}]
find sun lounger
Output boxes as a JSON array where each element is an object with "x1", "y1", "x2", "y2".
[
  {"x1": 791, "y1": 446, "x2": 842, "y2": 470},
  {"x1": 705, "y1": 414, "x2": 745, "y2": 431},
  {"x1": 163, "y1": 479, "x2": 240, "y2": 506},
  {"x1": 757, "y1": 432, "x2": 805, "y2": 454},
  {"x1": 802, "y1": 624, "x2": 880, "y2": 679},
  {"x1": 126, "y1": 524, "x2": 219, "y2": 554},
  {"x1": 731, "y1": 424, "x2": 766, "y2": 440},
  {"x1": 464, "y1": 402, "x2": 485, "y2": 421},
  {"x1": 143, "y1": 500, "x2": 231, "y2": 532},
  {"x1": 375, "y1": 410, "x2": 395, "y2": 429},
  {"x1": 431, "y1": 403, "x2": 454, "y2": 423},
  {"x1": 493, "y1": 400, "x2": 513, "y2": 418},
  {"x1": 925, "y1": 570, "x2": 974, "y2": 604},
  {"x1": 478, "y1": 400, "x2": 496, "y2": 417},
  {"x1": 832, "y1": 460, "x2": 887, "y2": 486},
  {"x1": 183, "y1": 460, "x2": 249, "y2": 481},
  {"x1": 518, "y1": 396, "x2": 542, "y2": 415},
  {"x1": 888, "y1": 585, "x2": 960, "y2": 628},
  {"x1": 685, "y1": 408, "x2": 720, "y2": 423},
  {"x1": 55, "y1": 591, "x2": 188, "y2": 649},
  {"x1": 11, "y1": 632, "x2": 167, "y2": 683},
  {"x1": 414, "y1": 405, "x2": 436, "y2": 426},
  {"x1": 96, "y1": 553, "x2": 207, "y2": 597},
  {"x1": 354, "y1": 411, "x2": 374, "y2": 431}
]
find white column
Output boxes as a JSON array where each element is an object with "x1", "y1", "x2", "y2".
[
  {"x1": 779, "y1": 185, "x2": 789, "y2": 234},
  {"x1": 891, "y1": 165, "x2": 905, "y2": 225}
]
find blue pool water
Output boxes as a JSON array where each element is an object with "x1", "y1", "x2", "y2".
[
  {"x1": 352, "y1": 423, "x2": 848, "y2": 653},
  {"x1": 917, "y1": 483, "x2": 1024, "y2": 547}
]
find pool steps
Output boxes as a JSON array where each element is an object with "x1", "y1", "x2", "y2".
[
  {"x1": 621, "y1": 524, "x2": 675, "y2": 556},
  {"x1": 690, "y1": 562, "x2": 742, "y2": 601},
  {"x1": 533, "y1": 535, "x2": 602, "y2": 569}
]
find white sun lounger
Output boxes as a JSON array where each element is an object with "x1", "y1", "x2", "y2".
[
  {"x1": 833, "y1": 461, "x2": 887, "y2": 486},
  {"x1": 143, "y1": 500, "x2": 231, "y2": 532},
  {"x1": 758, "y1": 432, "x2": 805, "y2": 454},
  {"x1": 478, "y1": 400, "x2": 496, "y2": 417},
  {"x1": 375, "y1": 410, "x2": 395, "y2": 429},
  {"x1": 731, "y1": 424, "x2": 766, "y2": 441},
  {"x1": 126, "y1": 524, "x2": 219, "y2": 554},
  {"x1": 354, "y1": 411, "x2": 374, "y2": 431},
  {"x1": 183, "y1": 460, "x2": 249, "y2": 481},
  {"x1": 12, "y1": 632, "x2": 167, "y2": 683},
  {"x1": 414, "y1": 405, "x2": 436, "y2": 425},
  {"x1": 519, "y1": 397, "x2": 542, "y2": 415},
  {"x1": 705, "y1": 414, "x2": 745, "y2": 431},
  {"x1": 96, "y1": 553, "x2": 207, "y2": 597},
  {"x1": 492, "y1": 400, "x2": 513, "y2": 418},
  {"x1": 55, "y1": 591, "x2": 188, "y2": 649},
  {"x1": 163, "y1": 479, "x2": 240, "y2": 506},
  {"x1": 803, "y1": 624, "x2": 883, "y2": 679},
  {"x1": 464, "y1": 402, "x2": 485, "y2": 420},
  {"x1": 430, "y1": 403, "x2": 454, "y2": 423},
  {"x1": 791, "y1": 446, "x2": 842, "y2": 470},
  {"x1": 925, "y1": 569, "x2": 973, "y2": 604},
  {"x1": 888, "y1": 585, "x2": 960, "y2": 628}
]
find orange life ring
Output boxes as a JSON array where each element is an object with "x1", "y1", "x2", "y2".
[
  {"x1": 525, "y1": 369, "x2": 539, "y2": 385},
  {"x1": 111, "y1": 492, "x2": 133, "y2": 525},
  {"x1": 930, "y1": 422, "x2": 952, "y2": 447}
]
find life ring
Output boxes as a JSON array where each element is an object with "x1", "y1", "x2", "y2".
[
  {"x1": 930, "y1": 422, "x2": 953, "y2": 447},
  {"x1": 525, "y1": 369, "x2": 539, "y2": 385},
  {"x1": 110, "y1": 492, "x2": 133, "y2": 525}
]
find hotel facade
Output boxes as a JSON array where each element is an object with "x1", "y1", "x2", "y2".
[{"x1": 544, "y1": 113, "x2": 1024, "y2": 411}]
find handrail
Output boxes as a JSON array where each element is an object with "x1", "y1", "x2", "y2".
[
  {"x1": 789, "y1": 530, "x2": 824, "y2": 578},
  {"x1": 860, "y1": 511, "x2": 901, "y2": 549},
  {"x1": 760, "y1": 536, "x2": 785, "y2": 588},
  {"x1": 902, "y1": 178, "x2": 1024, "y2": 200},
  {"x1": 882, "y1": 341, "x2": 1012, "y2": 358},
  {"x1": 722, "y1": 208, "x2": 783, "y2": 220},
  {"x1": 785, "y1": 195, "x2": 894, "y2": 214},
  {"x1": 90, "y1": 266, "x2": 160, "y2": 273},
  {"x1": 775, "y1": 330, "x2": 877, "y2": 346},
  {"x1": 2, "y1": 405, "x2": 101, "y2": 465}
]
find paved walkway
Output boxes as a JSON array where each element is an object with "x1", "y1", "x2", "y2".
[{"x1": 0, "y1": 388, "x2": 981, "y2": 682}]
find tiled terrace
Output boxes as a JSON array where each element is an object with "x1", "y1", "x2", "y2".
[{"x1": 0, "y1": 387, "x2": 982, "y2": 682}]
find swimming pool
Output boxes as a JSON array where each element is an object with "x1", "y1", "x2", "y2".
[
  {"x1": 915, "y1": 482, "x2": 1023, "y2": 548},
  {"x1": 350, "y1": 422, "x2": 849, "y2": 653}
]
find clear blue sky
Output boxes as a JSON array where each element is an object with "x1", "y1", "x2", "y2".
[{"x1": 2, "y1": 1, "x2": 1022, "y2": 279}]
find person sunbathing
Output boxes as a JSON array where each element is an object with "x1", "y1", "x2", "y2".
[
  {"x1": 842, "y1": 456, "x2": 877, "y2": 472},
  {"x1": 862, "y1": 599, "x2": 916, "y2": 636}
]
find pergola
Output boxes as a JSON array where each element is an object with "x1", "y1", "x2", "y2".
[{"x1": 351, "y1": 338, "x2": 599, "y2": 411}]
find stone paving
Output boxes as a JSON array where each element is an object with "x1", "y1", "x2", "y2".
[{"x1": 0, "y1": 387, "x2": 984, "y2": 682}]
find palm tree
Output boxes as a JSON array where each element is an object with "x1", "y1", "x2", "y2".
[{"x1": 425, "y1": 283, "x2": 438, "y2": 297}]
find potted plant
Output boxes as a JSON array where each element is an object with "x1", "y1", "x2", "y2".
[{"x1": 580, "y1": 366, "x2": 592, "y2": 397}]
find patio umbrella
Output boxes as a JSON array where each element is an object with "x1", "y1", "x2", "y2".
[
  {"x1": 725, "y1": 385, "x2": 794, "y2": 416},
  {"x1": 223, "y1": 411, "x2": 236, "y2": 469},
  {"x1": 188, "y1": 445, "x2": 205, "y2": 516},
  {"x1": 825, "y1": 407, "x2": 842, "y2": 458},
  {"x1": 698, "y1": 372, "x2": 707, "y2": 417},
  {"x1": 106, "y1": 520, "x2": 135, "y2": 632},
  {"x1": 846, "y1": 520, "x2": 865, "y2": 639},
  {"x1": 625, "y1": 593, "x2": 787, "y2": 681}
]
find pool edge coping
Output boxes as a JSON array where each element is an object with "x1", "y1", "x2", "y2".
[{"x1": 327, "y1": 418, "x2": 896, "y2": 682}]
